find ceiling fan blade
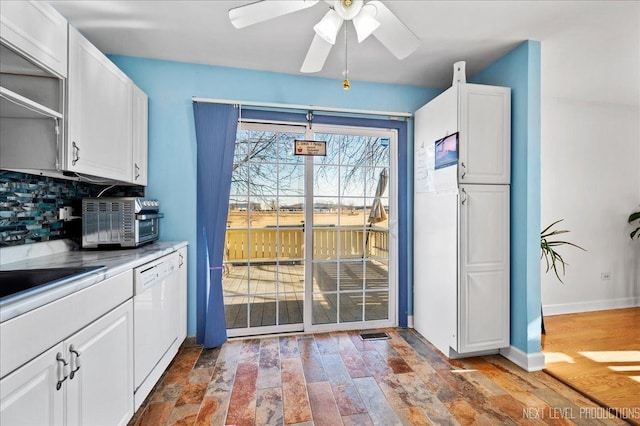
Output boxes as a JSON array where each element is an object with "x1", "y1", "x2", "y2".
[
  {"x1": 368, "y1": 0, "x2": 420, "y2": 60},
  {"x1": 300, "y1": 34, "x2": 333, "y2": 73},
  {"x1": 229, "y1": 0, "x2": 319, "y2": 29}
]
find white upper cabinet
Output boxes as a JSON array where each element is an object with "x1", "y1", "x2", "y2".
[
  {"x1": 1, "y1": 9, "x2": 149, "y2": 185},
  {"x1": 413, "y1": 82, "x2": 510, "y2": 192},
  {"x1": 66, "y1": 26, "x2": 133, "y2": 182},
  {"x1": 458, "y1": 84, "x2": 511, "y2": 185},
  {"x1": 132, "y1": 84, "x2": 148, "y2": 185},
  {"x1": 0, "y1": 0, "x2": 67, "y2": 77}
]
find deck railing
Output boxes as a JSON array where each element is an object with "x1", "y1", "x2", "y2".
[{"x1": 225, "y1": 227, "x2": 388, "y2": 263}]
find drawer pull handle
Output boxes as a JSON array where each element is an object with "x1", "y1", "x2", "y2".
[
  {"x1": 56, "y1": 352, "x2": 69, "y2": 390},
  {"x1": 69, "y1": 345, "x2": 81, "y2": 379}
]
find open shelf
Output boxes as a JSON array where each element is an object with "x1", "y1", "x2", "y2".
[{"x1": 0, "y1": 86, "x2": 63, "y2": 119}]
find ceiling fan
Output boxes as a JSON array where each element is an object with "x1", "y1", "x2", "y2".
[{"x1": 228, "y1": 0, "x2": 421, "y2": 73}]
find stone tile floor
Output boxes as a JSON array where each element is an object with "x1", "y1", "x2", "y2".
[{"x1": 129, "y1": 328, "x2": 628, "y2": 425}]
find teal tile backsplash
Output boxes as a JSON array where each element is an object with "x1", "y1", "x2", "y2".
[{"x1": 0, "y1": 171, "x2": 143, "y2": 246}]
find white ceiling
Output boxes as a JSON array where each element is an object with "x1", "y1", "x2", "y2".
[{"x1": 49, "y1": 0, "x2": 640, "y2": 106}]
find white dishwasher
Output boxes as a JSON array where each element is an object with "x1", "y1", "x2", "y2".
[{"x1": 133, "y1": 251, "x2": 180, "y2": 407}]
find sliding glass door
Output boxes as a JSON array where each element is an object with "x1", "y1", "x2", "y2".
[{"x1": 224, "y1": 121, "x2": 396, "y2": 336}]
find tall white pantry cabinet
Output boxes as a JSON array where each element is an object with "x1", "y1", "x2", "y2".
[{"x1": 413, "y1": 83, "x2": 511, "y2": 358}]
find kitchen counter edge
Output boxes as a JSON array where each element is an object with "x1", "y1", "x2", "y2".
[{"x1": 0, "y1": 241, "x2": 188, "y2": 323}]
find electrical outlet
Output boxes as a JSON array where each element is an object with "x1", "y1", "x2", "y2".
[
  {"x1": 58, "y1": 206, "x2": 72, "y2": 221},
  {"x1": 601, "y1": 272, "x2": 611, "y2": 281},
  {"x1": 58, "y1": 206, "x2": 80, "y2": 222}
]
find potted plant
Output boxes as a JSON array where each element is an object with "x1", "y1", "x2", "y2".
[
  {"x1": 629, "y1": 207, "x2": 640, "y2": 240},
  {"x1": 541, "y1": 219, "x2": 586, "y2": 284},
  {"x1": 540, "y1": 219, "x2": 586, "y2": 334}
]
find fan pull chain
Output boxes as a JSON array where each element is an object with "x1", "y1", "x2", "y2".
[{"x1": 343, "y1": 23, "x2": 350, "y2": 90}]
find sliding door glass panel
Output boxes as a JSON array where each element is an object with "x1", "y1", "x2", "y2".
[
  {"x1": 223, "y1": 125, "x2": 306, "y2": 334},
  {"x1": 310, "y1": 131, "x2": 390, "y2": 326}
]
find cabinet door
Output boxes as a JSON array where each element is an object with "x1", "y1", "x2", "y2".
[
  {"x1": 0, "y1": 343, "x2": 65, "y2": 426},
  {"x1": 0, "y1": 1, "x2": 68, "y2": 77},
  {"x1": 65, "y1": 300, "x2": 134, "y2": 426},
  {"x1": 458, "y1": 184, "x2": 509, "y2": 353},
  {"x1": 178, "y1": 247, "x2": 188, "y2": 343},
  {"x1": 458, "y1": 84, "x2": 511, "y2": 185},
  {"x1": 132, "y1": 84, "x2": 148, "y2": 185},
  {"x1": 67, "y1": 26, "x2": 133, "y2": 181}
]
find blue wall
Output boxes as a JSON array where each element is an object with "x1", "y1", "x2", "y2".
[
  {"x1": 109, "y1": 55, "x2": 439, "y2": 336},
  {"x1": 112, "y1": 44, "x2": 542, "y2": 357},
  {"x1": 470, "y1": 41, "x2": 542, "y2": 354}
]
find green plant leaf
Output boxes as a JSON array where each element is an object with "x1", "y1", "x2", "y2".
[
  {"x1": 628, "y1": 208, "x2": 640, "y2": 240},
  {"x1": 540, "y1": 219, "x2": 586, "y2": 284},
  {"x1": 541, "y1": 219, "x2": 565, "y2": 235},
  {"x1": 545, "y1": 241, "x2": 586, "y2": 250}
]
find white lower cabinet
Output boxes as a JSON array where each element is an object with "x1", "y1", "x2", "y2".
[
  {"x1": 0, "y1": 343, "x2": 64, "y2": 425},
  {"x1": 0, "y1": 300, "x2": 134, "y2": 426},
  {"x1": 458, "y1": 184, "x2": 510, "y2": 353},
  {"x1": 66, "y1": 300, "x2": 134, "y2": 426}
]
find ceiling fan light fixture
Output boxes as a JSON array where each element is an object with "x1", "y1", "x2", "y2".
[
  {"x1": 334, "y1": 0, "x2": 363, "y2": 20},
  {"x1": 313, "y1": 9, "x2": 344, "y2": 44},
  {"x1": 352, "y1": 4, "x2": 380, "y2": 42}
]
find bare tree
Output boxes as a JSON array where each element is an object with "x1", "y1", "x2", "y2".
[{"x1": 231, "y1": 129, "x2": 389, "y2": 210}]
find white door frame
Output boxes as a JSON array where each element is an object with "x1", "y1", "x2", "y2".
[
  {"x1": 304, "y1": 123, "x2": 398, "y2": 333},
  {"x1": 227, "y1": 120, "x2": 398, "y2": 336}
]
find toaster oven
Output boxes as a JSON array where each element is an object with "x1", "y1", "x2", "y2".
[{"x1": 82, "y1": 197, "x2": 163, "y2": 248}]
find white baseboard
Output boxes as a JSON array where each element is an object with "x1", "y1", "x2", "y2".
[
  {"x1": 407, "y1": 315, "x2": 414, "y2": 328},
  {"x1": 543, "y1": 297, "x2": 640, "y2": 316},
  {"x1": 500, "y1": 346, "x2": 545, "y2": 372}
]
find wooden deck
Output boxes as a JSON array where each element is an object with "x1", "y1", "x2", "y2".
[{"x1": 223, "y1": 261, "x2": 389, "y2": 329}]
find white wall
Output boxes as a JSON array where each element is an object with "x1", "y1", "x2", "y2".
[{"x1": 541, "y1": 98, "x2": 640, "y2": 314}]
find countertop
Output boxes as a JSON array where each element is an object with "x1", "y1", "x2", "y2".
[{"x1": 0, "y1": 240, "x2": 188, "y2": 323}]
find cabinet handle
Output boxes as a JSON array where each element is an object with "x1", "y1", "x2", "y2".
[
  {"x1": 460, "y1": 162, "x2": 466, "y2": 180},
  {"x1": 56, "y1": 352, "x2": 69, "y2": 390},
  {"x1": 461, "y1": 188, "x2": 468, "y2": 205},
  {"x1": 69, "y1": 345, "x2": 81, "y2": 379},
  {"x1": 179, "y1": 252, "x2": 184, "y2": 268},
  {"x1": 135, "y1": 163, "x2": 140, "y2": 180},
  {"x1": 72, "y1": 142, "x2": 80, "y2": 166}
]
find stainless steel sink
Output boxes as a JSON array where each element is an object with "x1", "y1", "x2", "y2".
[{"x1": 0, "y1": 266, "x2": 106, "y2": 301}]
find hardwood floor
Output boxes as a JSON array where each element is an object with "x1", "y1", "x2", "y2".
[
  {"x1": 130, "y1": 328, "x2": 630, "y2": 425},
  {"x1": 543, "y1": 307, "x2": 640, "y2": 425}
]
